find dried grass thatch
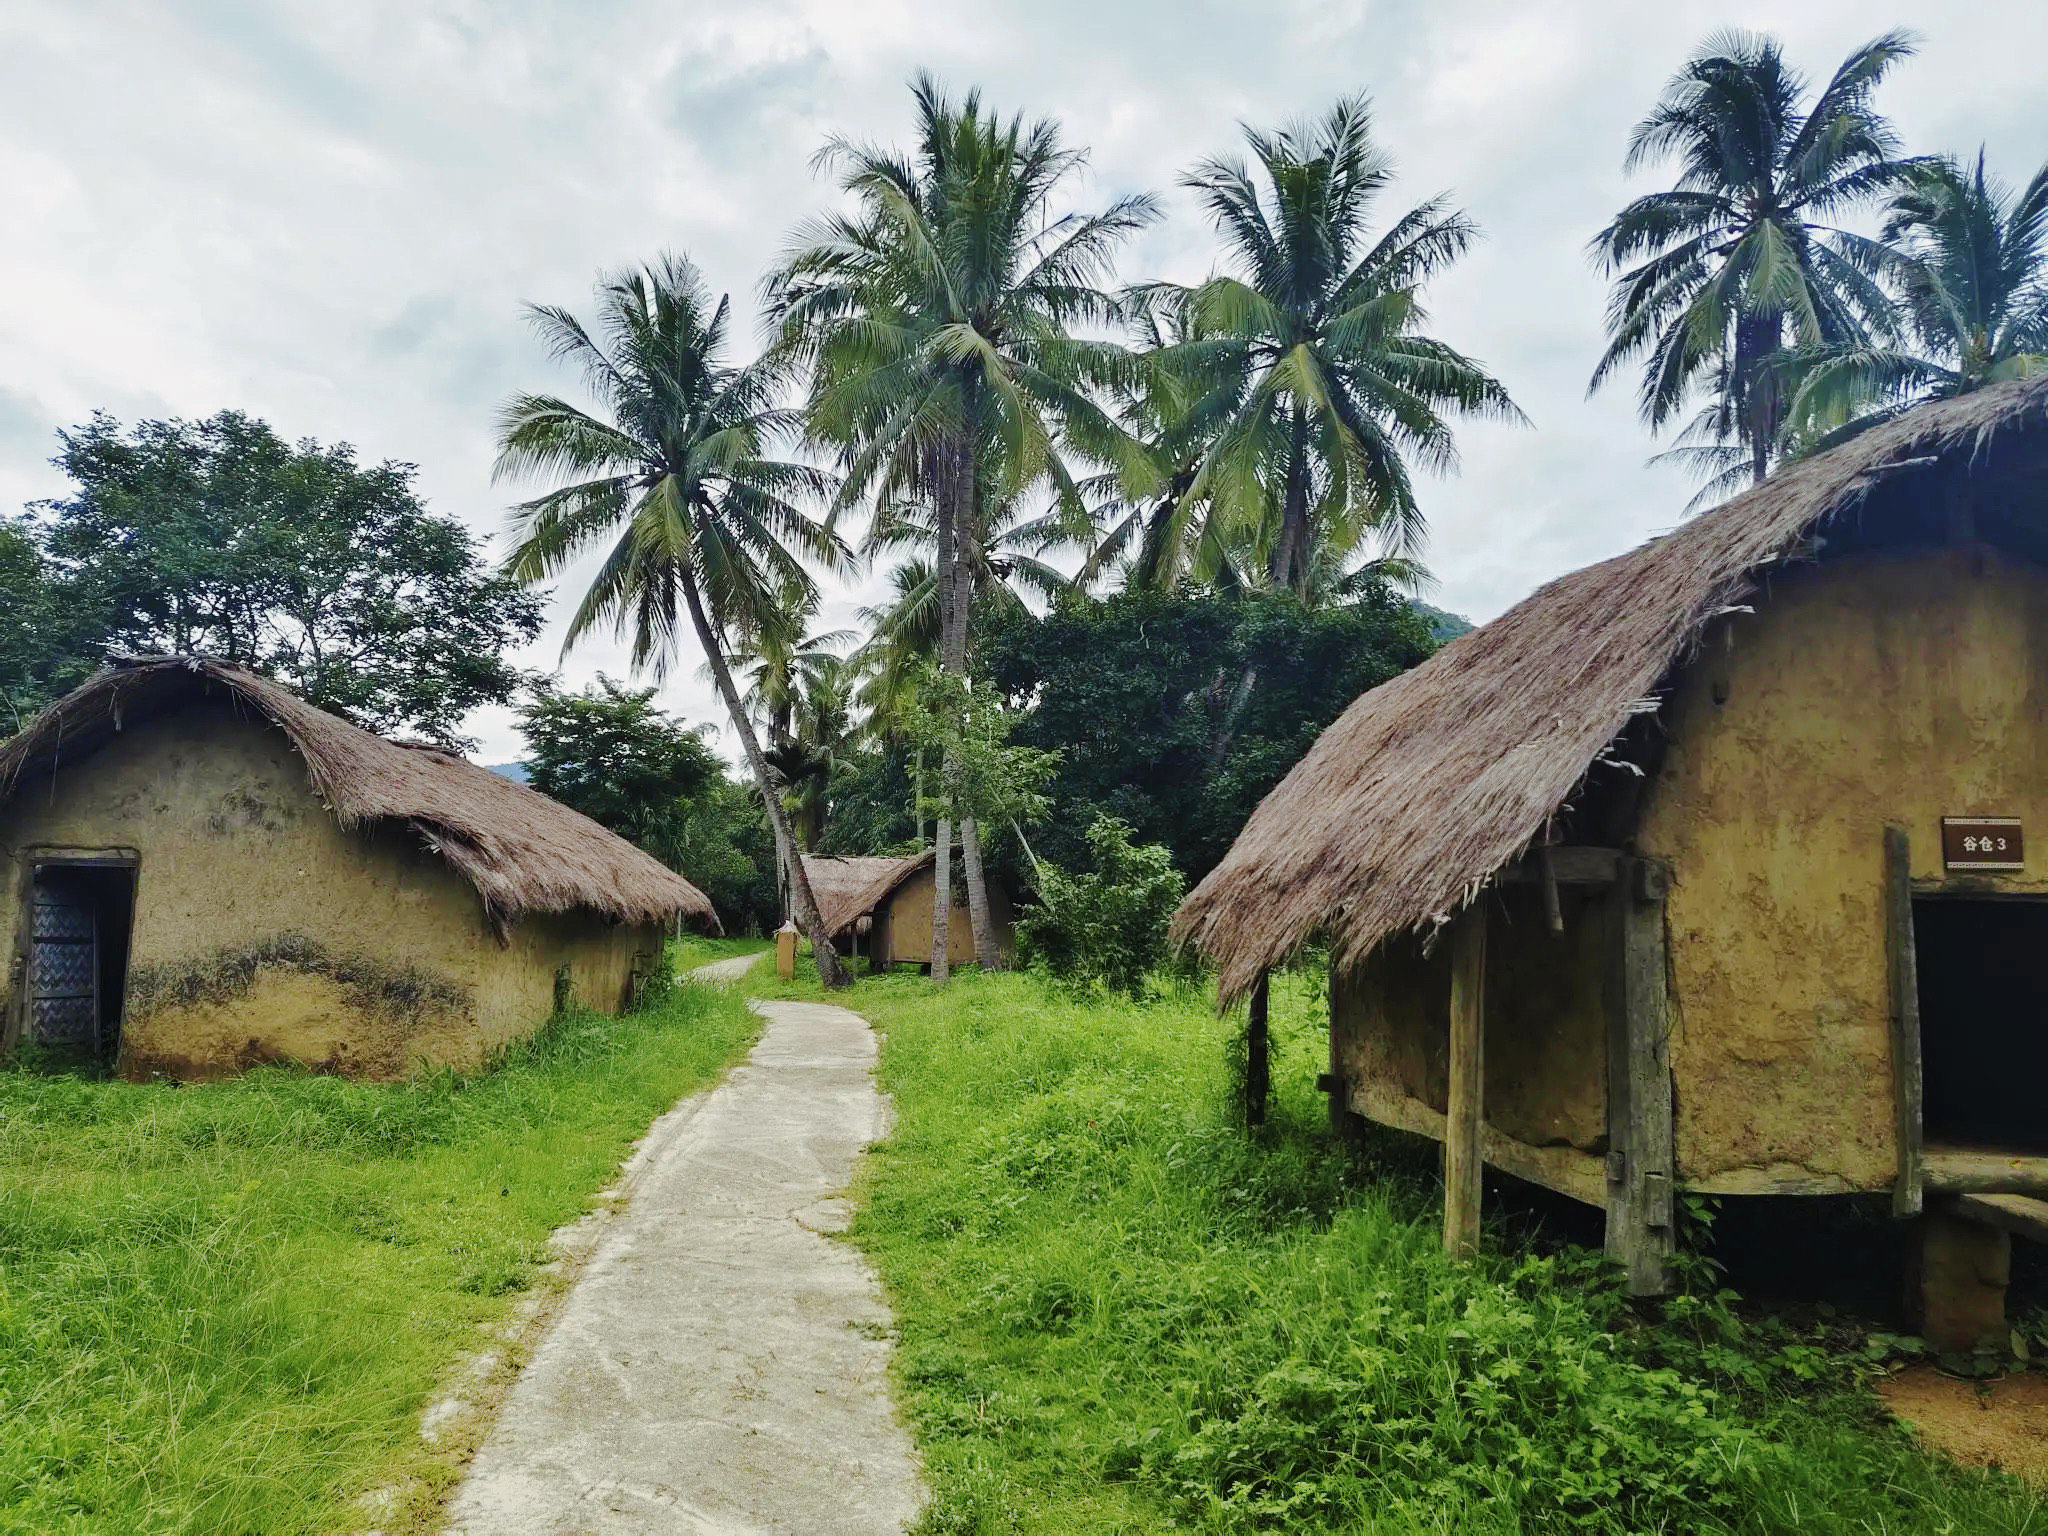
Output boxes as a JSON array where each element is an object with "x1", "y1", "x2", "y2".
[
  {"x1": 1176, "y1": 377, "x2": 2048, "y2": 1004},
  {"x1": 801, "y1": 852, "x2": 933, "y2": 936},
  {"x1": 0, "y1": 657, "x2": 717, "y2": 933}
]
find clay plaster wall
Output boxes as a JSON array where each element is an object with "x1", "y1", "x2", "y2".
[
  {"x1": 477, "y1": 906, "x2": 662, "y2": 1056},
  {"x1": 0, "y1": 699, "x2": 654, "y2": 1078},
  {"x1": 1331, "y1": 881, "x2": 1610, "y2": 1155},
  {"x1": 874, "y1": 866, "x2": 1014, "y2": 968},
  {"x1": 1637, "y1": 545, "x2": 2048, "y2": 1191}
]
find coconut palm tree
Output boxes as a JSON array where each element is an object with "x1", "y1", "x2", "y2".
[
  {"x1": 494, "y1": 254, "x2": 854, "y2": 987},
  {"x1": 1786, "y1": 150, "x2": 2048, "y2": 443},
  {"x1": 1588, "y1": 29, "x2": 1919, "y2": 498},
  {"x1": 768, "y1": 74, "x2": 1155, "y2": 980},
  {"x1": 1146, "y1": 96, "x2": 1520, "y2": 596}
]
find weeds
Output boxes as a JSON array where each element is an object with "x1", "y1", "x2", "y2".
[
  {"x1": 0, "y1": 960, "x2": 758, "y2": 1534},
  {"x1": 752, "y1": 963, "x2": 2044, "y2": 1535}
]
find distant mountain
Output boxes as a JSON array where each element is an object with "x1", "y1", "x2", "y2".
[
  {"x1": 1410, "y1": 601, "x2": 1474, "y2": 644},
  {"x1": 486, "y1": 762, "x2": 531, "y2": 785}
]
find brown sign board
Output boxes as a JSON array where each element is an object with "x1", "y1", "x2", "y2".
[{"x1": 1941, "y1": 817, "x2": 2023, "y2": 871}]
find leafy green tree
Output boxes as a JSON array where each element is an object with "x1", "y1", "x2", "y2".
[
  {"x1": 982, "y1": 585, "x2": 1437, "y2": 878},
  {"x1": 1588, "y1": 30, "x2": 1919, "y2": 497},
  {"x1": 1016, "y1": 814, "x2": 1185, "y2": 1000},
  {"x1": 1145, "y1": 97, "x2": 1520, "y2": 594},
  {"x1": 0, "y1": 527, "x2": 88, "y2": 731},
  {"x1": 516, "y1": 676, "x2": 721, "y2": 846},
  {"x1": 515, "y1": 676, "x2": 777, "y2": 934},
  {"x1": 23, "y1": 410, "x2": 542, "y2": 741},
  {"x1": 768, "y1": 74, "x2": 1155, "y2": 980},
  {"x1": 494, "y1": 255, "x2": 854, "y2": 987},
  {"x1": 1788, "y1": 150, "x2": 2048, "y2": 441}
]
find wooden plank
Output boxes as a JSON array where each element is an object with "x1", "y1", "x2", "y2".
[
  {"x1": 1443, "y1": 903, "x2": 1486, "y2": 1260},
  {"x1": 1949, "y1": 1192, "x2": 2048, "y2": 1245},
  {"x1": 1885, "y1": 825, "x2": 1925, "y2": 1217},
  {"x1": 1245, "y1": 970, "x2": 1270, "y2": 1128},
  {"x1": 1605, "y1": 859, "x2": 1675, "y2": 1296},
  {"x1": 1345, "y1": 1080, "x2": 1607, "y2": 1206},
  {"x1": 1537, "y1": 844, "x2": 1564, "y2": 935},
  {"x1": 1923, "y1": 1146, "x2": 2048, "y2": 1196},
  {"x1": 1501, "y1": 847, "x2": 1624, "y2": 886}
]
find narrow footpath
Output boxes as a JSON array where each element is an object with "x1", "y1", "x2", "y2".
[{"x1": 444, "y1": 956, "x2": 922, "y2": 1534}]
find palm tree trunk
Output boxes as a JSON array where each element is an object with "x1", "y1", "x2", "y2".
[
  {"x1": 928, "y1": 438, "x2": 964, "y2": 982},
  {"x1": 678, "y1": 563, "x2": 850, "y2": 989},
  {"x1": 1273, "y1": 407, "x2": 1312, "y2": 590},
  {"x1": 961, "y1": 816, "x2": 1000, "y2": 970}
]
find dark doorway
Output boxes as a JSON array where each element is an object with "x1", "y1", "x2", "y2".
[
  {"x1": 1914, "y1": 896, "x2": 2048, "y2": 1153},
  {"x1": 26, "y1": 862, "x2": 137, "y2": 1063}
]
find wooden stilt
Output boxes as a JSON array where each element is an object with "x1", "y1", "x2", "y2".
[
  {"x1": 1444, "y1": 903, "x2": 1486, "y2": 1259},
  {"x1": 1884, "y1": 826, "x2": 1924, "y2": 1218},
  {"x1": 1604, "y1": 859, "x2": 1675, "y2": 1295},
  {"x1": 1245, "y1": 970, "x2": 1270, "y2": 1128}
]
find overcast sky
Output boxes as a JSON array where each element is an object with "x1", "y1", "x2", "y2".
[{"x1": 2, "y1": 1, "x2": 2042, "y2": 762}]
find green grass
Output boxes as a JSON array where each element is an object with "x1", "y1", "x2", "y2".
[
  {"x1": 0, "y1": 971, "x2": 759, "y2": 1535},
  {"x1": 670, "y1": 932, "x2": 772, "y2": 974},
  {"x1": 750, "y1": 963, "x2": 2044, "y2": 1535}
]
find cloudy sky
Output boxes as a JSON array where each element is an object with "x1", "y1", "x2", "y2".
[{"x1": 2, "y1": 1, "x2": 2041, "y2": 761}]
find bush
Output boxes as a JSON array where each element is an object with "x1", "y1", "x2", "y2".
[{"x1": 1017, "y1": 815, "x2": 1186, "y2": 999}]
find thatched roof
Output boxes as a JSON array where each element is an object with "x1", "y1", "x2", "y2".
[
  {"x1": 801, "y1": 852, "x2": 933, "y2": 935},
  {"x1": 1176, "y1": 377, "x2": 2048, "y2": 1004},
  {"x1": 0, "y1": 657, "x2": 717, "y2": 934}
]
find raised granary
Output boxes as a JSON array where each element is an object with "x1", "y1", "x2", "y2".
[
  {"x1": 1174, "y1": 377, "x2": 2048, "y2": 1342},
  {"x1": 0, "y1": 657, "x2": 716, "y2": 1078},
  {"x1": 800, "y1": 851, "x2": 1013, "y2": 972}
]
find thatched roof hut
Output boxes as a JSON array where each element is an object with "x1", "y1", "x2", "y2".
[
  {"x1": 1175, "y1": 379, "x2": 2048, "y2": 1342},
  {"x1": 1177, "y1": 377, "x2": 2048, "y2": 1003},
  {"x1": 0, "y1": 657, "x2": 713, "y2": 1080},
  {"x1": 800, "y1": 851, "x2": 1015, "y2": 970},
  {"x1": 801, "y1": 852, "x2": 935, "y2": 937},
  {"x1": 0, "y1": 657, "x2": 715, "y2": 933}
]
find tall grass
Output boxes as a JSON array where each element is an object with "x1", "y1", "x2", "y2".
[
  {"x1": 751, "y1": 964, "x2": 2043, "y2": 1535},
  {"x1": 0, "y1": 976, "x2": 759, "y2": 1534}
]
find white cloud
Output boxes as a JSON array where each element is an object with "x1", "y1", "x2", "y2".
[{"x1": 1, "y1": 0, "x2": 2040, "y2": 760}]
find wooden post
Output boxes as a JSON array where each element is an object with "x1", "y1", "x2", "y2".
[
  {"x1": 1444, "y1": 903, "x2": 1486, "y2": 1260},
  {"x1": 775, "y1": 920, "x2": 799, "y2": 982},
  {"x1": 1245, "y1": 969, "x2": 1270, "y2": 1128},
  {"x1": 1884, "y1": 825, "x2": 1925, "y2": 1218},
  {"x1": 1604, "y1": 859, "x2": 1675, "y2": 1296}
]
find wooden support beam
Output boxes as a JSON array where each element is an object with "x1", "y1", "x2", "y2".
[
  {"x1": 1605, "y1": 858, "x2": 1675, "y2": 1296},
  {"x1": 1444, "y1": 903, "x2": 1486, "y2": 1260},
  {"x1": 1923, "y1": 1147, "x2": 2048, "y2": 1196},
  {"x1": 1245, "y1": 970, "x2": 1270, "y2": 1128},
  {"x1": 1949, "y1": 1192, "x2": 2048, "y2": 1246},
  {"x1": 1884, "y1": 825, "x2": 1924, "y2": 1217},
  {"x1": 1537, "y1": 844, "x2": 1565, "y2": 935},
  {"x1": 1501, "y1": 847, "x2": 1624, "y2": 886}
]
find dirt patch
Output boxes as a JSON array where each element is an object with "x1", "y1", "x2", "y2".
[{"x1": 1879, "y1": 1364, "x2": 2048, "y2": 1486}]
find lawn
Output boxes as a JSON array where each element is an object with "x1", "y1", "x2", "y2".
[
  {"x1": 750, "y1": 961, "x2": 2044, "y2": 1535},
  {"x1": 0, "y1": 968, "x2": 759, "y2": 1535}
]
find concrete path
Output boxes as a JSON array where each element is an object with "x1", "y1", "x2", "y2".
[{"x1": 443, "y1": 962, "x2": 922, "y2": 1534}]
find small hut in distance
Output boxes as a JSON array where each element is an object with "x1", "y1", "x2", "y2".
[
  {"x1": 800, "y1": 852, "x2": 1014, "y2": 971},
  {"x1": 1176, "y1": 378, "x2": 2048, "y2": 1350},
  {"x1": 0, "y1": 657, "x2": 716, "y2": 1078}
]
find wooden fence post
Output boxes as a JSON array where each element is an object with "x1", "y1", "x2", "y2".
[
  {"x1": 1245, "y1": 969, "x2": 1270, "y2": 1128},
  {"x1": 1605, "y1": 859, "x2": 1675, "y2": 1295},
  {"x1": 1444, "y1": 903, "x2": 1487, "y2": 1259},
  {"x1": 1884, "y1": 825, "x2": 1924, "y2": 1218}
]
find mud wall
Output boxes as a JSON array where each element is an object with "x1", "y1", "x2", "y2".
[
  {"x1": 0, "y1": 699, "x2": 651, "y2": 1079},
  {"x1": 477, "y1": 907, "x2": 662, "y2": 1054},
  {"x1": 1331, "y1": 881, "x2": 1610, "y2": 1156},
  {"x1": 875, "y1": 866, "x2": 1014, "y2": 968},
  {"x1": 1637, "y1": 545, "x2": 2048, "y2": 1191}
]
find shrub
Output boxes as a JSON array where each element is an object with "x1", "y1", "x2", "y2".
[{"x1": 1017, "y1": 815, "x2": 1186, "y2": 999}]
